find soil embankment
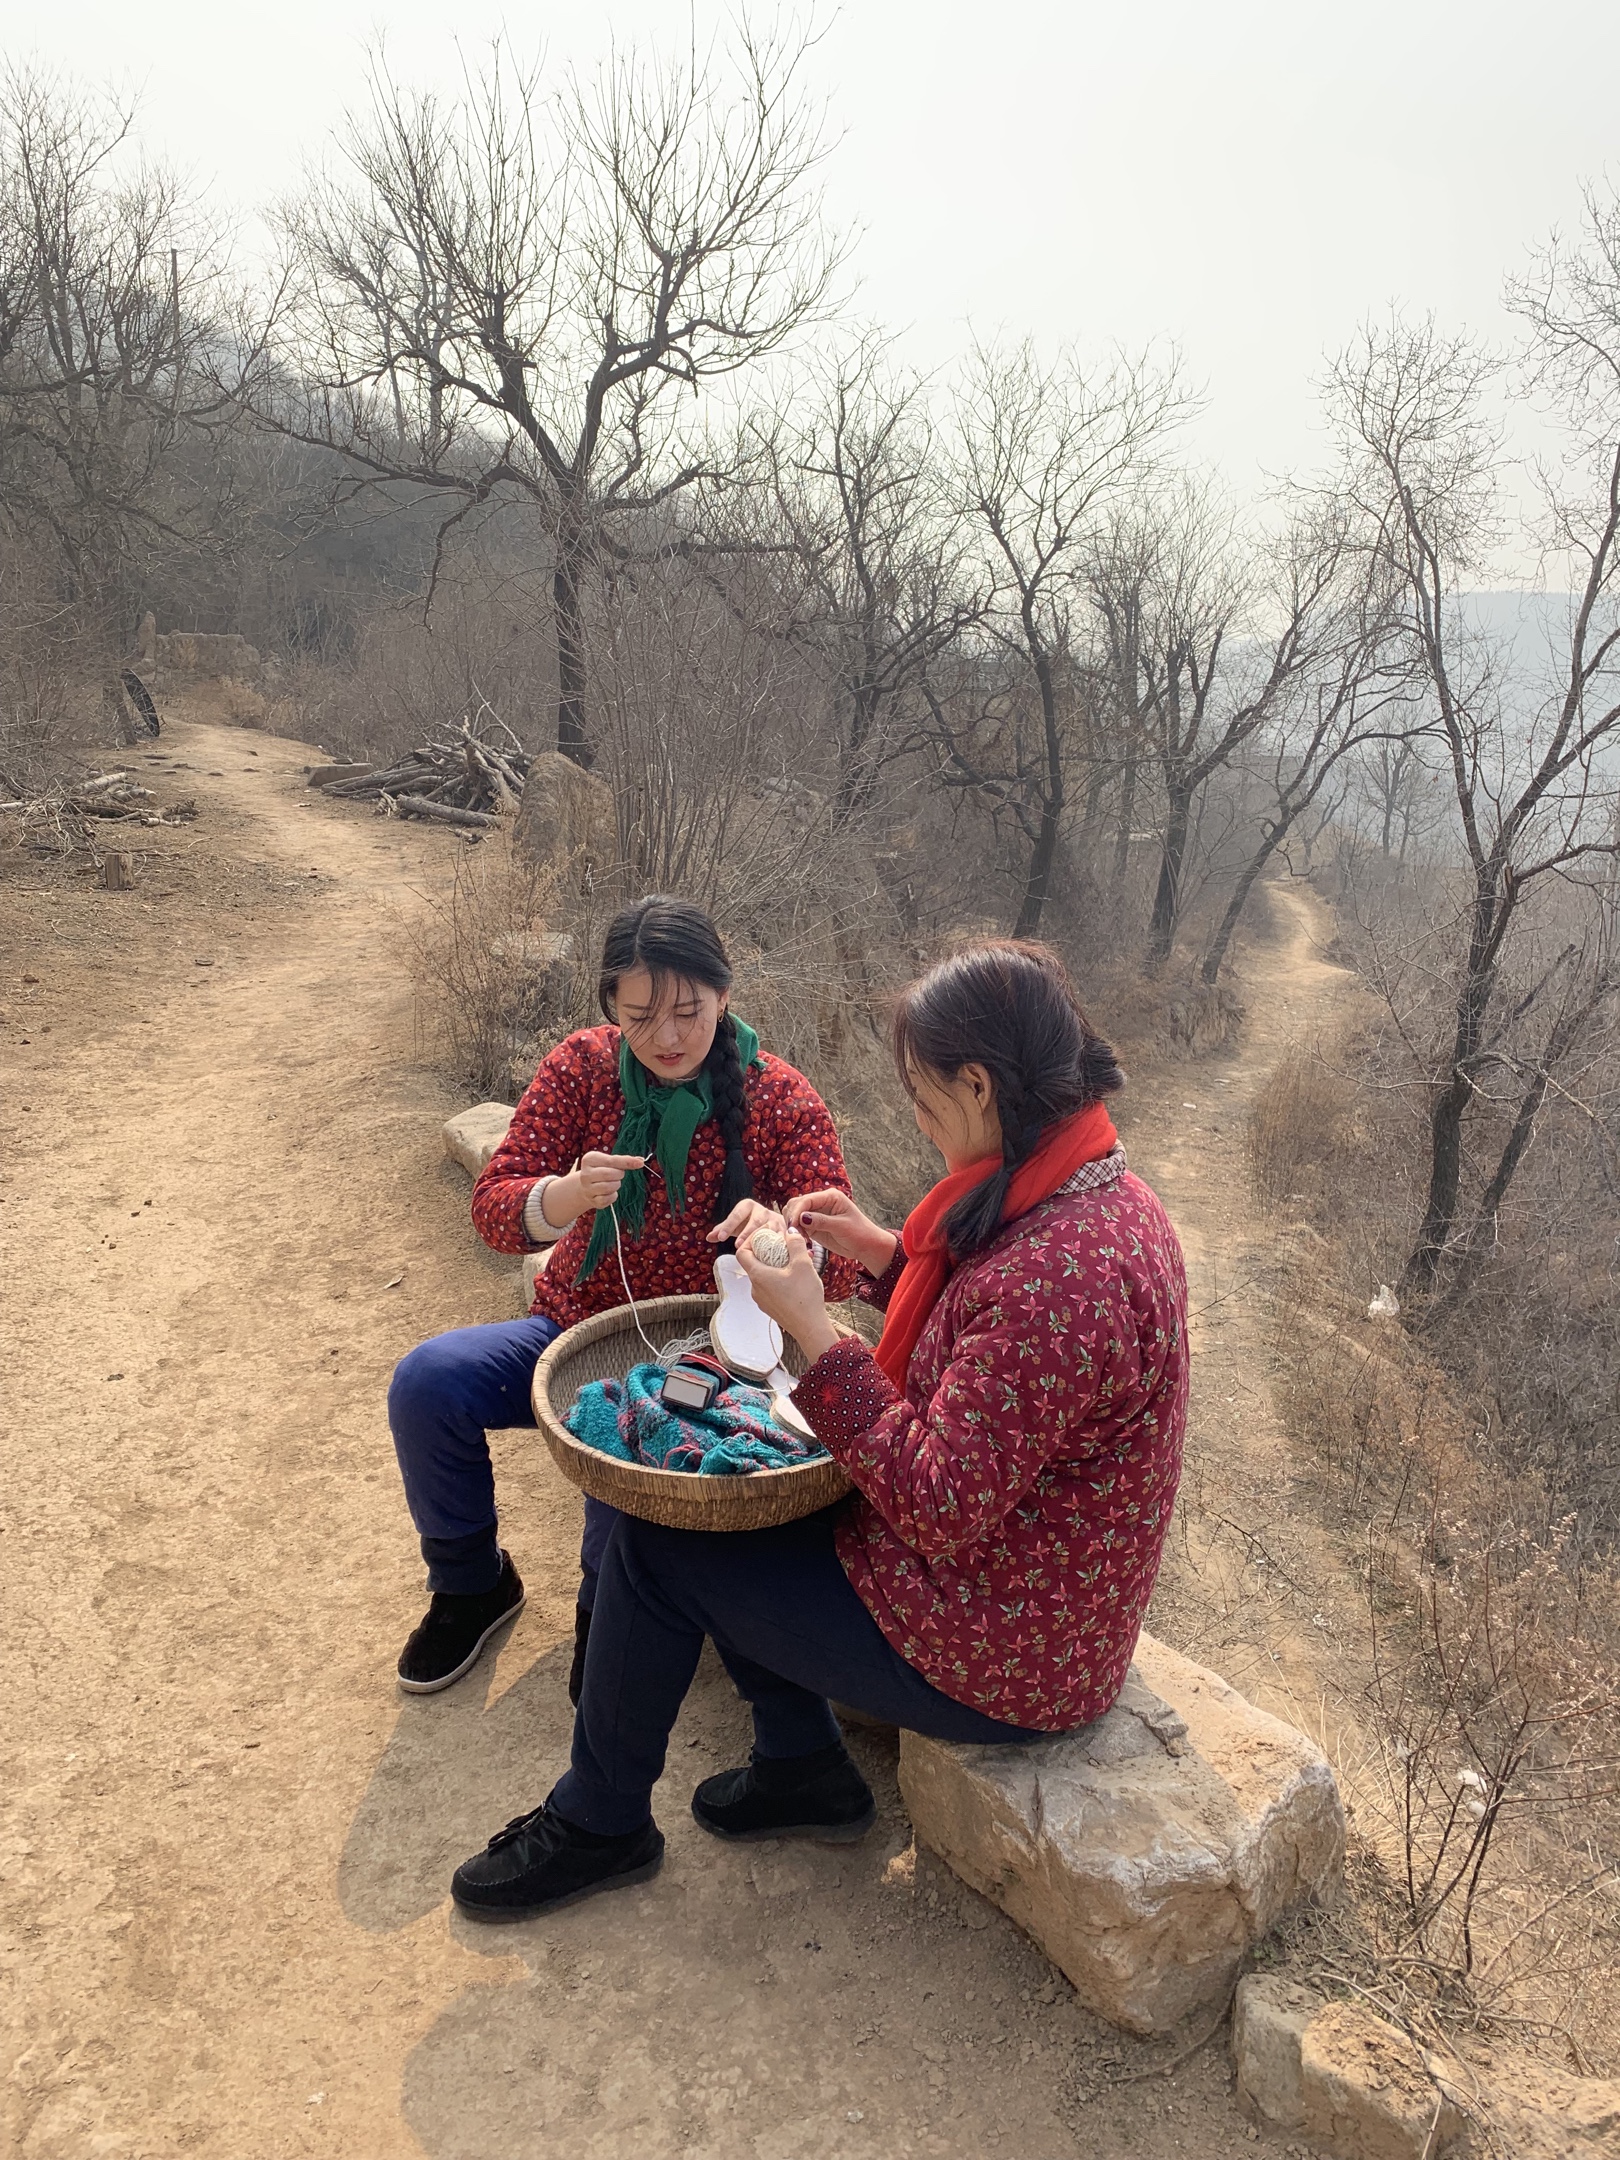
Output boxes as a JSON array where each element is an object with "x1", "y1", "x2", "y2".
[{"x1": 2, "y1": 706, "x2": 1327, "y2": 2158}]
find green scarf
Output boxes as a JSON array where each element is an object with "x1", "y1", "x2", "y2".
[{"x1": 576, "y1": 1017, "x2": 762, "y2": 1284}]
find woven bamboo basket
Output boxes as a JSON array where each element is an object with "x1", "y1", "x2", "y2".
[{"x1": 531, "y1": 1294, "x2": 852, "y2": 1531}]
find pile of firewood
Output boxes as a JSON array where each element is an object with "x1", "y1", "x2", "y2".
[
  {"x1": 316, "y1": 716, "x2": 530, "y2": 830},
  {"x1": 0, "y1": 769, "x2": 196, "y2": 859}
]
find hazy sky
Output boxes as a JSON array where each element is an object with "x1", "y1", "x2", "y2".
[{"x1": 14, "y1": 0, "x2": 1620, "y2": 509}]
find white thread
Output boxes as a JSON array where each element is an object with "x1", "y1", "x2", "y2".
[{"x1": 608, "y1": 1199, "x2": 663, "y2": 1361}]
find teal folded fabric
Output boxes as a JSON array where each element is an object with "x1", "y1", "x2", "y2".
[{"x1": 566, "y1": 1363, "x2": 826, "y2": 1476}]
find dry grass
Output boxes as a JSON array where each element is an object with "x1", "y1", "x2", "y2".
[
  {"x1": 1254, "y1": 1075, "x2": 1620, "y2": 2082},
  {"x1": 405, "y1": 835, "x2": 579, "y2": 1100},
  {"x1": 1248, "y1": 1048, "x2": 1358, "y2": 1206}
]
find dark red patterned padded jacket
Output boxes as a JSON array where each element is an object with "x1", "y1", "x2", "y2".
[
  {"x1": 472, "y1": 1024, "x2": 862, "y2": 1329},
  {"x1": 792, "y1": 1151, "x2": 1188, "y2": 1731}
]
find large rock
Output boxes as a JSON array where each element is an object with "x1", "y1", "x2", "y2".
[
  {"x1": 1466, "y1": 2061, "x2": 1620, "y2": 2158},
  {"x1": 1301, "y1": 2003, "x2": 1467, "y2": 2160},
  {"x1": 1233, "y1": 1970, "x2": 1321, "y2": 2129},
  {"x1": 153, "y1": 630, "x2": 261, "y2": 681},
  {"x1": 897, "y1": 1632, "x2": 1345, "y2": 2035},
  {"x1": 1236, "y1": 1970, "x2": 1620, "y2": 2159},
  {"x1": 490, "y1": 930, "x2": 577, "y2": 1008},
  {"x1": 442, "y1": 1102, "x2": 516, "y2": 1177},
  {"x1": 512, "y1": 751, "x2": 619, "y2": 893}
]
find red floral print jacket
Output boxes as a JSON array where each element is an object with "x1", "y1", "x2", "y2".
[
  {"x1": 792, "y1": 1150, "x2": 1188, "y2": 1731},
  {"x1": 472, "y1": 1024, "x2": 862, "y2": 1330}
]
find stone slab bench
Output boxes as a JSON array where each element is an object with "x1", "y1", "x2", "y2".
[
  {"x1": 898, "y1": 1632, "x2": 1345, "y2": 2035},
  {"x1": 442, "y1": 1102, "x2": 516, "y2": 1177}
]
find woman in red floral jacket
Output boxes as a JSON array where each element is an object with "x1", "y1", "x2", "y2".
[
  {"x1": 387, "y1": 896, "x2": 859, "y2": 1699},
  {"x1": 450, "y1": 939, "x2": 1189, "y2": 1922}
]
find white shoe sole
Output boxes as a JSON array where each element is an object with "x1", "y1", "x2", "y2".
[{"x1": 397, "y1": 1591, "x2": 526, "y2": 1695}]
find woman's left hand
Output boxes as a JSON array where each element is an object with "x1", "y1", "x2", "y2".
[
  {"x1": 708, "y1": 1198, "x2": 788, "y2": 1251},
  {"x1": 736, "y1": 1225, "x2": 841, "y2": 1365}
]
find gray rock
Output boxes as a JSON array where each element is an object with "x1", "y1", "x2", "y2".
[
  {"x1": 490, "y1": 930, "x2": 577, "y2": 1008},
  {"x1": 153, "y1": 630, "x2": 262, "y2": 681},
  {"x1": 442, "y1": 1102, "x2": 516, "y2": 1177},
  {"x1": 897, "y1": 1632, "x2": 1345, "y2": 2035},
  {"x1": 1233, "y1": 1982, "x2": 1486, "y2": 2158},
  {"x1": 1233, "y1": 1971, "x2": 1325, "y2": 2130},
  {"x1": 512, "y1": 752, "x2": 619, "y2": 893},
  {"x1": 1434, "y1": 2057, "x2": 1620, "y2": 2159},
  {"x1": 1300, "y1": 2002, "x2": 1465, "y2": 2159}
]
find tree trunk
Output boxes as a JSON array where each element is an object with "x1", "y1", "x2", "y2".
[
  {"x1": 1147, "y1": 782, "x2": 1193, "y2": 964},
  {"x1": 1112, "y1": 756, "x2": 1137, "y2": 888},
  {"x1": 1400, "y1": 884, "x2": 1499, "y2": 1294},
  {"x1": 1014, "y1": 792, "x2": 1061, "y2": 938},
  {"x1": 834, "y1": 671, "x2": 880, "y2": 825},
  {"x1": 1200, "y1": 816, "x2": 1292, "y2": 984},
  {"x1": 1013, "y1": 639, "x2": 1066, "y2": 938},
  {"x1": 1078, "y1": 738, "x2": 1109, "y2": 865},
  {"x1": 553, "y1": 544, "x2": 592, "y2": 769}
]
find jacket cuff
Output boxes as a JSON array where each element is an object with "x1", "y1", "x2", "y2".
[
  {"x1": 856, "y1": 1238, "x2": 906, "y2": 1313},
  {"x1": 791, "y1": 1335, "x2": 901, "y2": 1455}
]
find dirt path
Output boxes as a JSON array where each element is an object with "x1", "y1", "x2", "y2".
[
  {"x1": 3, "y1": 712, "x2": 1331, "y2": 2160},
  {"x1": 1121, "y1": 881, "x2": 1367, "y2": 1759}
]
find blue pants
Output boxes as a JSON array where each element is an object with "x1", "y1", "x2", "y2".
[
  {"x1": 549, "y1": 1505, "x2": 1041, "y2": 1836},
  {"x1": 388, "y1": 1317, "x2": 617, "y2": 1600}
]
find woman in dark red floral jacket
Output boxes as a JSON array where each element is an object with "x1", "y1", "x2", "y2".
[
  {"x1": 450, "y1": 940, "x2": 1189, "y2": 1923},
  {"x1": 387, "y1": 897, "x2": 859, "y2": 1699}
]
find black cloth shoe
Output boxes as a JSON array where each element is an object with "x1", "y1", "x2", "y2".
[
  {"x1": 397, "y1": 1552, "x2": 524, "y2": 1694},
  {"x1": 567, "y1": 1602, "x2": 592, "y2": 1709},
  {"x1": 691, "y1": 1742, "x2": 877, "y2": 1844},
  {"x1": 452, "y1": 1803, "x2": 665, "y2": 1922}
]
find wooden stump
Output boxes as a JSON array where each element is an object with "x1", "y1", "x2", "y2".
[{"x1": 100, "y1": 852, "x2": 135, "y2": 890}]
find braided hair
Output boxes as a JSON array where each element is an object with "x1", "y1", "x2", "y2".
[
  {"x1": 598, "y1": 896, "x2": 755, "y2": 1225},
  {"x1": 891, "y1": 940, "x2": 1123, "y2": 1262}
]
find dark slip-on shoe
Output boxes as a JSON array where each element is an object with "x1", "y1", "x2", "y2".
[
  {"x1": 691, "y1": 1743, "x2": 877, "y2": 1844},
  {"x1": 397, "y1": 1552, "x2": 525, "y2": 1694},
  {"x1": 451, "y1": 1803, "x2": 665, "y2": 1922}
]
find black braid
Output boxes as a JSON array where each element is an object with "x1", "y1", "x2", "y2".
[
  {"x1": 946, "y1": 1066, "x2": 1035, "y2": 1260},
  {"x1": 893, "y1": 939, "x2": 1126, "y2": 1266},
  {"x1": 704, "y1": 1011, "x2": 755, "y2": 1237}
]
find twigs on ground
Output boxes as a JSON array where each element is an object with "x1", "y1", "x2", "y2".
[{"x1": 2, "y1": 769, "x2": 197, "y2": 860}]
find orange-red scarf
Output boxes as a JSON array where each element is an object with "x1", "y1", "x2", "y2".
[{"x1": 873, "y1": 1103, "x2": 1119, "y2": 1390}]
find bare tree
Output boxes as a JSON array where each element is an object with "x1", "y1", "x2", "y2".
[
  {"x1": 944, "y1": 338, "x2": 1185, "y2": 936},
  {"x1": 1196, "y1": 508, "x2": 1418, "y2": 983},
  {"x1": 0, "y1": 65, "x2": 230, "y2": 620},
  {"x1": 1085, "y1": 479, "x2": 1358, "y2": 965},
  {"x1": 1330, "y1": 262, "x2": 1620, "y2": 1298},
  {"x1": 753, "y1": 336, "x2": 978, "y2": 825},
  {"x1": 259, "y1": 28, "x2": 841, "y2": 767}
]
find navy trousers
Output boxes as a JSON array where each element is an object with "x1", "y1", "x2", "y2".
[
  {"x1": 388, "y1": 1317, "x2": 617, "y2": 1600},
  {"x1": 549, "y1": 1505, "x2": 1041, "y2": 1836}
]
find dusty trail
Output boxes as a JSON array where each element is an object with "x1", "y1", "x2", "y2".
[
  {"x1": 2, "y1": 711, "x2": 1327, "y2": 2160},
  {"x1": 1123, "y1": 882, "x2": 1364, "y2": 1752}
]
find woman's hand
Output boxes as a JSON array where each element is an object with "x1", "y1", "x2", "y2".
[
  {"x1": 708, "y1": 1197, "x2": 788, "y2": 1251},
  {"x1": 736, "y1": 1225, "x2": 841, "y2": 1365},
  {"x1": 784, "y1": 1189, "x2": 898, "y2": 1278},
  {"x1": 542, "y1": 1151, "x2": 646, "y2": 1228}
]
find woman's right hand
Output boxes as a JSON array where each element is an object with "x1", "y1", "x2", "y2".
[
  {"x1": 784, "y1": 1189, "x2": 898, "y2": 1278},
  {"x1": 545, "y1": 1152, "x2": 646, "y2": 1227}
]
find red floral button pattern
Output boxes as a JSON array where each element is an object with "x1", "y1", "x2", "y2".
[
  {"x1": 472, "y1": 1025, "x2": 862, "y2": 1327},
  {"x1": 793, "y1": 1160, "x2": 1189, "y2": 1732}
]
